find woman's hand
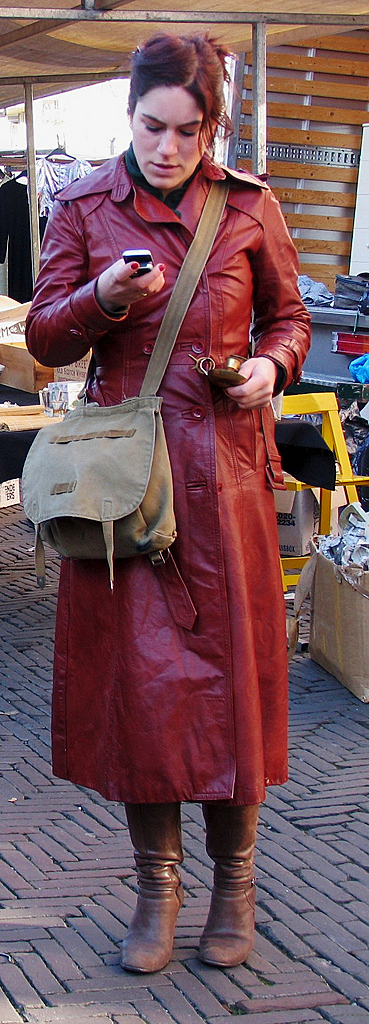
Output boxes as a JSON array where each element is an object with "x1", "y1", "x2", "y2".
[
  {"x1": 226, "y1": 356, "x2": 278, "y2": 409},
  {"x1": 96, "y1": 259, "x2": 166, "y2": 315}
]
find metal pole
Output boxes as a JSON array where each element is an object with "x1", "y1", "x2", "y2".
[
  {"x1": 24, "y1": 82, "x2": 40, "y2": 284},
  {"x1": 227, "y1": 51, "x2": 245, "y2": 169},
  {"x1": 252, "y1": 22, "x2": 267, "y2": 176}
]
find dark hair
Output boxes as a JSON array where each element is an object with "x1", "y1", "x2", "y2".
[{"x1": 128, "y1": 33, "x2": 234, "y2": 150}]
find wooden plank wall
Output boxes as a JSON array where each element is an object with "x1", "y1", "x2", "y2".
[{"x1": 237, "y1": 31, "x2": 369, "y2": 293}]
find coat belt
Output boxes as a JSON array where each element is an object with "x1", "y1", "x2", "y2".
[{"x1": 149, "y1": 550, "x2": 197, "y2": 631}]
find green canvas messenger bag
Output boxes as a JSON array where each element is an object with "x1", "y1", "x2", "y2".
[{"x1": 21, "y1": 180, "x2": 229, "y2": 592}]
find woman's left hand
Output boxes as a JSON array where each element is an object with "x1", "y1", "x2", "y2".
[{"x1": 226, "y1": 356, "x2": 278, "y2": 409}]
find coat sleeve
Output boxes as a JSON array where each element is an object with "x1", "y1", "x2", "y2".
[
  {"x1": 249, "y1": 186, "x2": 311, "y2": 389},
  {"x1": 25, "y1": 198, "x2": 126, "y2": 368}
]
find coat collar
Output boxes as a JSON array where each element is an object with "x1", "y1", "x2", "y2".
[{"x1": 55, "y1": 150, "x2": 268, "y2": 208}]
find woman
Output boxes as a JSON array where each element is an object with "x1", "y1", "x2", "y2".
[{"x1": 26, "y1": 33, "x2": 311, "y2": 974}]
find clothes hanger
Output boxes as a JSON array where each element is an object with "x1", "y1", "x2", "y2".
[{"x1": 45, "y1": 145, "x2": 76, "y2": 163}]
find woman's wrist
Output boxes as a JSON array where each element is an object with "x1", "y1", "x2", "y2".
[{"x1": 95, "y1": 281, "x2": 129, "y2": 319}]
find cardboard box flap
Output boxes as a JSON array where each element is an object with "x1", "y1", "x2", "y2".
[{"x1": 296, "y1": 547, "x2": 369, "y2": 703}]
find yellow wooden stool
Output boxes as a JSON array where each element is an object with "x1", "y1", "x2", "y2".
[{"x1": 279, "y1": 391, "x2": 369, "y2": 590}]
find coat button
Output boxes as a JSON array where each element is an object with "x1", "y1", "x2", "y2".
[
  {"x1": 143, "y1": 343, "x2": 154, "y2": 355},
  {"x1": 191, "y1": 342, "x2": 205, "y2": 355}
]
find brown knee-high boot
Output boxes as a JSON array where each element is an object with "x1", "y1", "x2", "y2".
[
  {"x1": 199, "y1": 802, "x2": 259, "y2": 967},
  {"x1": 121, "y1": 802, "x2": 184, "y2": 973}
]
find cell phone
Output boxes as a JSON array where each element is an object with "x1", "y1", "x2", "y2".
[{"x1": 122, "y1": 249, "x2": 154, "y2": 277}]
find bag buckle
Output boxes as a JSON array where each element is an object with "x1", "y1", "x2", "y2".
[{"x1": 149, "y1": 550, "x2": 170, "y2": 566}]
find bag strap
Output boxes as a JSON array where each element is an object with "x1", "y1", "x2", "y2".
[{"x1": 139, "y1": 179, "x2": 229, "y2": 398}]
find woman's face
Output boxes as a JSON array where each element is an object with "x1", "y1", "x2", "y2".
[{"x1": 130, "y1": 85, "x2": 206, "y2": 196}]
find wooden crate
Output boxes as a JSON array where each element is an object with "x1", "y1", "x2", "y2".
[
  {"x1": 0, "y1": 301, "x2": 53, "y2": 394},
  {"x1": 0, "y1": 339, "x2": 53, "y2": 393}
]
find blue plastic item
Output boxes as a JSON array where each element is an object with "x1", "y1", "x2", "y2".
[{"x1": 349, "y1": 354, "x2": 369, "y2": 383}]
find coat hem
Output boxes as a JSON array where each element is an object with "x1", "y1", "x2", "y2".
[{"x1": 51, "y1": 764, "x2": 288, "y2": 806}]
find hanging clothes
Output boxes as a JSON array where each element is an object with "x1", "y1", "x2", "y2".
[
  {"x1": 0, "y1": 177, "x2": 33, "y2": 303},
  {"x1": 36, "y1": 156, "x2": 93, "y2": 217}
]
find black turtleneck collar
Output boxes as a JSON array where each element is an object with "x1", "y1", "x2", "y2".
[{"x1": 125, "y1": 142, "x2": 201, "y2": 213}]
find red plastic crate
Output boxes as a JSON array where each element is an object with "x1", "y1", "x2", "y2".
[{"x1": 333, "y1": 332, "x2": 369, "y2": 355}]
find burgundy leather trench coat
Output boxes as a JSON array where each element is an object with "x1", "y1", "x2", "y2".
[{"x1": 26, "y1": 153, "x2": 311, "y2": 806}]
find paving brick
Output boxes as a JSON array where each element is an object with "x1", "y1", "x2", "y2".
[
  {"x1": 207, "y1": 1012, "x2": 323, "y2": 1023},
  {"x1": 303, "y1": 912, "x2": 368, "y2": 954},
  {"x1": 259, "y1": 900, "x2": 319, "y2": 938},
  {"x1": 0, "y1": 987, "x2": 24, "y2": 1023},
  {"x1": 1, "y1": 504, "x2": 369, "y2": 1024},
  {"x1": 171, "y1": 969, "x2": 226, "y2": 1017},
  {"x1": 148, "y1": 977, "x2": 211, "y2": 1023},
  {"x1": 63, "y1": 916, "x2": 118, "y2": 955},
  {"x1": 0, "y1": 960, "x2": 46, "y2": 1010},
  {"x1": 302, "y1": 957, "x2": 369, "y2": 1007},
  {"x1": 13, "y1": 952, "x2": 67, "y2": 997},
  {"x1": 296, "y1": 871, "x2": 351, "y2": 905},
  {"x1": 184, "y1": 957, "x2": 250, "y2": 1005},
  {"x1": 48, "y1": 926, "x2": 102, "y2": 969},
  {"x1": 122, "y1": 1000, "x2": 173, "y2": 1024},
  {"x1": 82, "y1": 903, "x2": 127, "y2": 942},
  {"x1": 234, "y1": 992, "x2": 348, "y2": 1013},
  {"x1": 27, "y1": 1011, "x2": 136, "y2": 1023},
  {"x1": 321, "y1": 1008, "x2": 369, "y2": 1023}
]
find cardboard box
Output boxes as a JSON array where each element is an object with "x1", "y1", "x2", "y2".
[
  {"x1": 55, "y1": 353, "x2": 91, "y2": 383},
  {"x1": 0, "y1": 302, "x2": 52, "y2": 393},
  {"x1": 0, "y1": 298, "x2": 90, "y2": 392},
  {"x1": 309, "y1": 550, "x2": 369, "y2": 702},
  {"x1": 0, "y1": 478, "x2": 20, "y2": 508},
  {"x1": 275, "y1": 489, "x2": 317, "y2": 556}
]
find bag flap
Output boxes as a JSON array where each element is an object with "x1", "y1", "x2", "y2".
[{"x1": 22, "y1": 396, "x2": 162, "y2": 525}]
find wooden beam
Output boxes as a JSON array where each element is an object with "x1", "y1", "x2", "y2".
[
  {"x1": 264, "y1": 52, "x2": 369, "y2": 79},
  {"x1": 273, "y1": 187, "x2": 356, "y2": 207},
  {"x1": 238, "y1": 158, "x2": 358, "y2": 183},
  {"x1": 240, "y1": 124, "x2": 361, "y2": 149},
  {"x1": 242, "y1": 99, "x2": 369, "y2": 127},
  {"x1": 0, "y1": 9, "x2": 368, "y2": 25},
  {"x1": 244, "y1": 73, "x2": 369, "y2": 102},
  {"x1": 297, "y1": 262, "x2": 347, "y2": 284},
  {"x1": 296, "y1": 31, "x2": 369, "y2": 54},
  {"x1": 283, "y1": 213, "x2": 354, "y2": 232},
  {"x1": 294, "y1": 239, "x2": 351, "y2": 256}
]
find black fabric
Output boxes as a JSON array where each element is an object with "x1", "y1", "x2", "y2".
[
  {"x1": 0, "y1": 389, "x2": 40, "y2": 483},
  {"x1": 0, "y1": 428, "x2": 37, "y2": 484},
  {"x1": 0, "y1": 385, "x2": 40, "y2": 406},
  {"x1": 0, "y1": 178, "x2": 33, "y2": 302},
  {"x1": 0, "y1": 418, "x2": 336, "y2": 490},
  {"x1": 0, "y1": 180, "x2": 47, "y2": 304},
  {"x1": 275, "y1": 419, "x2": 336, "y2": 490}
]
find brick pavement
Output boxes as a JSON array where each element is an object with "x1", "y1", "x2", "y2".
[{"x1": 0, "y1": 503, "x2": 368, "y2": 1024}]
